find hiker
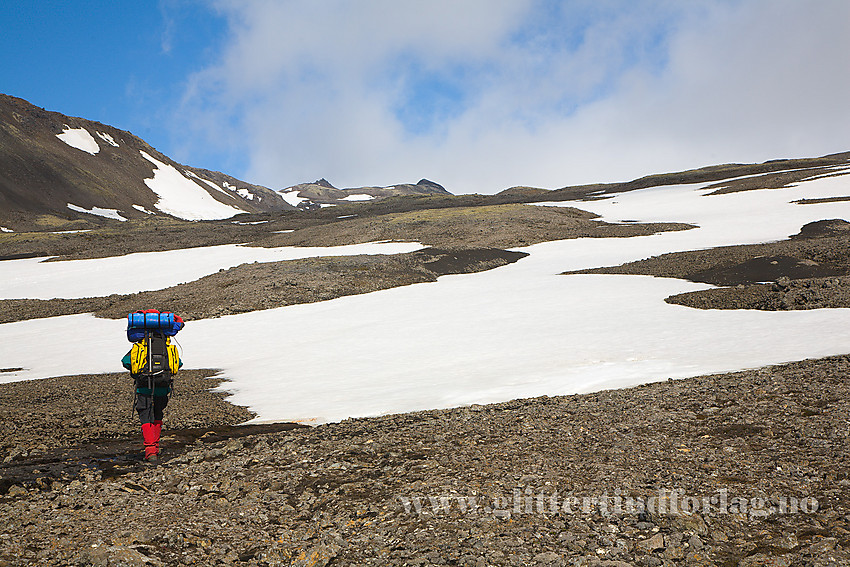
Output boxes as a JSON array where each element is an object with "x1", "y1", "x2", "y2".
[{"x1": 122, "y1": 310, "x2": 184, "y2": 463}]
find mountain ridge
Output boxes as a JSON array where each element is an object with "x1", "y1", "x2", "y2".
[
  {"x1": 0, "y1": 94, "x2": 455, "y2": 230},
  {"x1": 279, "y1": 177, "x2": 450, "y2": 209}
]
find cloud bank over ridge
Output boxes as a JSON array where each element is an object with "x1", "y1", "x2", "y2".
[{"x1": 176, "y1": 0, "x2": 850, "y2": 194}]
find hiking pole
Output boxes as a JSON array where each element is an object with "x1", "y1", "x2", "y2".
[{"x1": 147, "y1": 330, "x2": 153, "y2": 434}]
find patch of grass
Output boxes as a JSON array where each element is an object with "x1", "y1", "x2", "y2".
[
  {"x1": 385, "y1": 203, "x2": 589, "y2": 223},
  {"x1": 33, "y1": 214, "x2": 86, "y2": 228}
]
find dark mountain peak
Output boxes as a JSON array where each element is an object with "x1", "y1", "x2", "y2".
[
  {"x1": 414, "y1": 179, "x2": 450, "y2": 194},
  {"x1": 314, "y1": 178, "x2": 336, "y2": 189}
]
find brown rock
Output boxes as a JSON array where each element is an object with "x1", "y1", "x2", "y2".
[
  {"x1": 83, "y1": 545, "x2": 161, "y2": 567},
  {"x1": 533, "y1": 551, "x2": 566, "y2": 566},
  {"x1": 637, "y1": 533, "x2": 665, "y2": 552},
  {"x1": 738, "y1": 553, "x2": 792, "y2": 567}
]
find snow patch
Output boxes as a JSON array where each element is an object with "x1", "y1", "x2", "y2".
[
  {"x1": 132, "y1": 205, "x2": 156, "y2": 215},
  {"x1": 278, "y1": 190, "x2": 308, "y2": 207},
  {"x1": 140, "y1": 151, "x2": 246, "y2": 221},
  {"x1": 340, "y1": 194, "x2": 375, "y2": 201},
  {"x1": 0, "y1": 241, "x2": 425, "y2": 300},
  {"x1": 216, "y1": 180, "x2": 255, "y2": 201},
  {"x1": 50, "y1": 230, "x2": 92, "y2": 234},
  {"x1": 95, "y1": 132, "x2": 119, "y2": 147},
  {"x1": 0, "y1": 227, "x2": 12, "y2": 233},
  {"x1": 67, "y1": 203, "x2": 127, "y2": 222},
  {"x1": 56, "y1": 126, "x2": 99, "y2": 155},
  {"x1": 184, "y1": 171, "x2": 232, "y2": 197}
]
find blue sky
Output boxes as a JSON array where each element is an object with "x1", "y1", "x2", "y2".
[
  {"x1": 0, "y1": 1, "x2": 238, "y2": 170},
  {"x1": 2, "y1": 1, "x2": 849, "y2": 194}
]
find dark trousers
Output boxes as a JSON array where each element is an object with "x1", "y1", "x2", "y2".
[{"x1": 135, "y1": 393, "x2": 169, "y2": 425}]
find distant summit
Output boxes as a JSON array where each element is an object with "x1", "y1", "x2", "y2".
[
  {"x1": 278, "y1": 177, "x2": 452, "y2": 209},
  {"x1": 313, "y1": 178, "x2": 336, "y2": 189},
  {"x1": 415, "y1": 179, "x2": 448, "y2": 193}
]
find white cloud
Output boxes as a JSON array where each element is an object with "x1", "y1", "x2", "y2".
[{"x1": 176, "y1": 0, "x2": 850, "y2": 194}]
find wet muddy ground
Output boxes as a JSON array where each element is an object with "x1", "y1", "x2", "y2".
[{"x1": 0, "y1": 369, "x2": 306, "y2": 495}]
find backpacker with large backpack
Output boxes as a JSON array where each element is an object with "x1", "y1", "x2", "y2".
[
  {"x1": 124, "y1": 310, "x2": 185, "y2": 463},
  {"x1": 126, "y1": 310, "x2": 184, "y2": 392}
]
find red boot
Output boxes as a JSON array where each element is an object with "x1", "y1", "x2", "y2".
[
  {"x1": 141, "y1": 422, "x2": 159, "y2": 462},
  {"x1": 153, "y1": 420, "x2": 163, "y2": 456}
]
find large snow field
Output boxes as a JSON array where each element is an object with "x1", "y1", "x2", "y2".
[
  {"x1": 0, "y1": 241, "x2": 425, "y2": 300},
  {"x1": 1, "y1": 174, "x2": 850, "y2": 423},
  {"x1": 140, "y1": 151, "x2": 247, "y2": 221}
]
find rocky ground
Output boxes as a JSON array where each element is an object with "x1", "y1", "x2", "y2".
[
  {"x1": 0, "y1": 369, "x2": 279, "y2": 495},
  {"x1": 0, "y1": 370, "x2": 256, "y2": 455},
  {"x1": 666, "y1": 276, "x2": 850, "y2": 312},
  {"x1": 1, "y1": 356, "x2": 849, "y2": 566},
  {"x1": 0, "y1": 215, "x2": 280, "y2": 261},
  {"x1": 566, "y1": 219, "x2": 850, "y2": 311},
  {"x1": 0, "y1": 203, "x2": 694, "y2": 262},
  {"x1": 701, "y1": 168, "x2": 848, "y2": 196},
  {"x1": 251, "y1": 205, "x2": 693, "y2": 250}
]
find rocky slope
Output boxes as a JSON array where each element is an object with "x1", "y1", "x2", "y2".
[
  {"x1": 507, "y1": 153, "x2": 850, "y2": 201},
  {"x1": 1, "y1": 356, "x2": 848, "y2": 566},
  {"x1": 0, "y1": 94, "x2": 293, "y2": 230},
  {"x1": 251, "y1": 204, "x2": 694, "y2": 250},
  {"x1": 566, "y1": 219, "x2": 850, "y2": 312}
]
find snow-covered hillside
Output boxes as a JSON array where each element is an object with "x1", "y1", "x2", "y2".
[
  {"x1": 0, "y1": 94, "x2": 294, "y2": 229},
  {"x1": 2, "y1": 172, "x2": 850, "y2": 424},
  {"x1": 139, "y1": 151, "x2": 247, "y2": 220}
]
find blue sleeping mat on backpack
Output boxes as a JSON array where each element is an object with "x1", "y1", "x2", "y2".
[{"x1": 127, "y1": 311, "x2": 184, "y2": 342}]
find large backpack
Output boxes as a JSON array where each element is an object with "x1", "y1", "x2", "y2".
[{"x1": 130, "y1": 331, "x2": 180, "y2": 380}]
